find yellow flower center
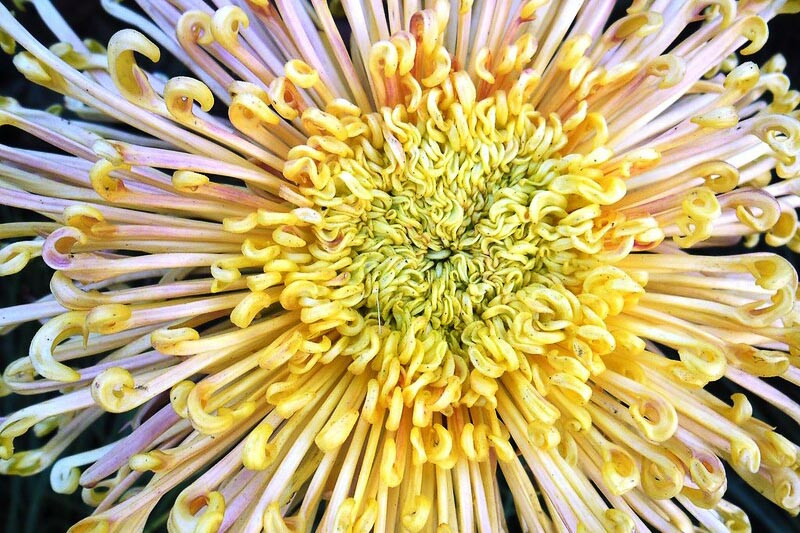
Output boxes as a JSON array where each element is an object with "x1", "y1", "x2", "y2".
[{"x1": 280, "y1": 74, "x2": 664, "y2": 413}]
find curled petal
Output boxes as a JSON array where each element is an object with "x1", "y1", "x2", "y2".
[
  {"x1": 0, "y1": 240, "x2": 42, "y2": 276},
  {"x1": 107, "y1": 29, "x2": 164, "y2": 112},
  {"x1": 766, "y1": 206, "x2": 798, "y2": 246},
  {"x1": 49, "y1": 42, "x2": 107, "y2": 71},
  {"x1": 284, "y1": 59, "x2": 318, "y2": 89},
  {"x1": 89, "y1": 158, "x2": 127, "y2": 201},
  {"x1": 91, "y1": 367, "x2": 138, "y2": 413},
  {"x1": 739, "y1": 16, "x2": 768, "y2": 55},
  {"x1": 85, "y1": 304, "x2": 133, "y2": 335},
  {"x1": 29, "y1": 311, "x2": 86, "y2": 382},
  {"x1": 164, "y1": 76, "x2": 214, "y2": 124},
  {"x1": 719, "y1": 188, "x2": 781, "y2": 232},
  {"x1": 12, "y1": 51, "x2": 67, "y2": 92},
  {"x1": 210, "y1": 5, "x2": 249, "y2": 53},
  {"x1": 267, "y1": 77, "x2": 304, "y2": 120},
  {"x1": 691, "y1": 106, "x2": 739, "y2": 129},
  {"x1": 647, "y1": 54, "x2": 686, "y2": 89},
  {"x1": 751, "y1": 114, "x2": 800, "y2": 162}
]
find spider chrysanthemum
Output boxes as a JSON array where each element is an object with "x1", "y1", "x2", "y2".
[{"x1": 1, "y1": 0, "x2": 800, "y2": 531}]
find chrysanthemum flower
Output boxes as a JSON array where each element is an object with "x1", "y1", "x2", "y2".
[{"x1": 1, "y1": 0, "x2": 800, "y2": 530}]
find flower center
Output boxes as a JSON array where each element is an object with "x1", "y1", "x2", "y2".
[
  {"x1": 282, "y1": 76, "x2": 663, "y2": 409},
  {"x1": 347, "y1": 109, "x2": 576, "y2": 337}
]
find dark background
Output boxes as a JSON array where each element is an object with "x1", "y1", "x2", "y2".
[{"x1": 0, "y1": 1, "x2": 799, "y2": 531}]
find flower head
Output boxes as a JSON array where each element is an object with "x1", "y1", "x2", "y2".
[{"x1": 0, "y1": 0, "x2": 800, "y2": 531}]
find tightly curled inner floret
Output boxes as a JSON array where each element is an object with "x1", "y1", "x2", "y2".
[{"x1": 278, "y1": 78, "x2": 662, "y2": 407}]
